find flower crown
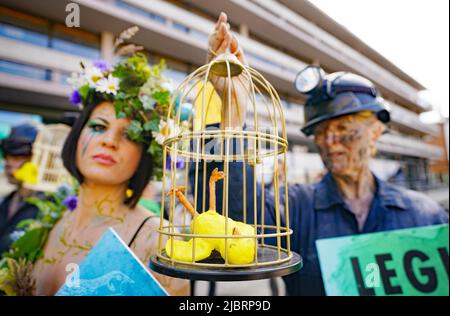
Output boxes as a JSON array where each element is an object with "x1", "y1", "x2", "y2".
[{"x1": 66, "y1": 27, "x2": 182, "y2": 179}]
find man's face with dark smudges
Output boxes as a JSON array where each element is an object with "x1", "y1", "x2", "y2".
[
  {"x1": 314, "y1": 114, "x2": 374, "y2": 177},
  {"x1": 4, "y1": 154, "x2": 32, "y2": 185},
  {"x1": 76, "y1": 101, "x2": 143, "y2": 186}
]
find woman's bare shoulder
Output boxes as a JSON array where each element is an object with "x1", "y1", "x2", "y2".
[
  {"x1": 131, "y1": 205, "x2": 161, "y2": 228},
  {"x1": 126, "y1": 206, "x2": 163, "y2": 249}
]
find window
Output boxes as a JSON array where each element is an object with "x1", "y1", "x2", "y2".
[
  {"x1": 0, "y1": 22, "x2": 48, "y2": 47},
  {"x1": 246, "y1": 52, "x2": 279, "y2": 68},
  {"x1": 0, "y1": 22, "x2": 100, "y2": 59},
  {"x1": 115, "y1": 0, "x2": 151, "y2": 17},
  {"x1": 115, "y1": 0, "x2": 166, "y2": 24},
  {"x1": 190, "y1": 29, "x2": 209, "y2": 42},
  {"x1": 173, "y1": 22, "x2": 189, "y2": 33},
  {"x1": 0, "y1": 7, "x2": 100, "y2": 83},
  {"x1": 149, "y1": 13, "x2": 166, "y2": 24},
  {"x1": 50, "y1": 38, "x2": 100, "y2": 59},
  {"x1": 0, "y1": 59, "x2": 48, "y2": 80}
]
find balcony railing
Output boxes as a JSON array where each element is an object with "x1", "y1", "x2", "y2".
[
  {"x1": 388, "y1": 101, "x2": 439, "y2": 135},
  {"x1": 106, "y1": 0, "x2": 305, "y2": 77},
  {"x1": 378, "y1": 133, "x2": 443, "y2": 159},
  {"x1": 0, "y1": 22, "x2": 100, "y2": 60}
]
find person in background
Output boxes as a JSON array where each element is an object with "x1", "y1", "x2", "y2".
[{"x1": 0, "y1": 123, "x2": 39, "y2": 254}]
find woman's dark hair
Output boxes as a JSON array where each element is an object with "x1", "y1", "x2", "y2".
[{"x1": 62, "y1": 93, "x2": 153, "y2": 208}]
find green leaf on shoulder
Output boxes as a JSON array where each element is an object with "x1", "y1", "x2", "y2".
[
  {"x1": 15, "y1": 219, "x2": 39, "y2": 230},
  {"x1": 7, "y1": 227, "x2": 49, "y2": 262}
]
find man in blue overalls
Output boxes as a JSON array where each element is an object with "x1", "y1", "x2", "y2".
[
  {"x1": 263, "y1": 67, "x2": 448, "y2": 295},
  {"x1": 191, "y1": 13, "x2": 449, "y2": 296}
]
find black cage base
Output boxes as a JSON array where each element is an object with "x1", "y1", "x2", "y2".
[{"x1": 149, "y1": 248, "x2": 302, "y2": 282}]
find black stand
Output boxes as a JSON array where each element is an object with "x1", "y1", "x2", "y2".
[{"x1": 150, "y1": 248, "x2": 302, "y2": 282}]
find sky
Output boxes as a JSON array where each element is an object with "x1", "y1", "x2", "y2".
[{"x1": 309, "y1": 0, "x2": 449, "y2": 122}]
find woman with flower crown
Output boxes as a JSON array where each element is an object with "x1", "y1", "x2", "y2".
[
  {"x1": 0, "y1": 12, "x2": 245, "y2": 296},
  {"x1": 30, "y1": 48, "x2": 190, "y2": 294}
]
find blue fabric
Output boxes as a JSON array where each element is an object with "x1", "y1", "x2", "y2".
[
  {"x1": 264, "y1": 173, "x2": 449, "y2": 296},
  {"x1": 190, "y1": 160, "x2": 449, "y2": 296}
]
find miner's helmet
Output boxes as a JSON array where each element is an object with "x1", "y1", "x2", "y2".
[
  {"x1": 0, "y1": 123, "x2": 38, "y2": 156},
  {"x1": 294, "y1": 65, "x2": 391, "y2": 136}
]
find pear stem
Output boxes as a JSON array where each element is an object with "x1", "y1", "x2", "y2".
[
  {"x1": 209, "y1": 168, "x2": 225, "y2": 211},
  {"x1": 167, "y1": 187, "x2": 198, "y2": 217}
]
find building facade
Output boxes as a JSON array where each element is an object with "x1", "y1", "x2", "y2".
[{"x1": 0, "y1": 0, "x2": 448, "y2": 199}]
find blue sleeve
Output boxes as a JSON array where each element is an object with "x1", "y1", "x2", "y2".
[
  {"x1": 404, "y1": 189, "x2": 449, "y2": 226},
  {"x1": 431, "y1": 205, "x2": 449, "y2": 225}
]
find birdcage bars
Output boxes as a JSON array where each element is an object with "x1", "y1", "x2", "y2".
[
  {"x1": 152, "y1": 52, "x2": 300, "y2": 277},
  {"x1": 23, "y1": 124, "x2": 71, "y2": 192}
]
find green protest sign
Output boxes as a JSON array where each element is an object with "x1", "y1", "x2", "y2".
[{"x1": 316, "y1": 224, "x2": 449, "y2": 296}]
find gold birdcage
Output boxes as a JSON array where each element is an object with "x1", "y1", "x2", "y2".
[
  {"x1": 150, "y1": 52, "x2": 302, "y2": 281},
  {"x1": 23, "y1": 124, "x2": 72, "y2": 192}
]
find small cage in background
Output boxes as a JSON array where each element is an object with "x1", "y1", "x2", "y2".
[
  {"x1": 24, "y1": 124, "x2": 71, "y2": 192},
  {"x1": 150, "y1": 51, "x2": 302, "y2": 281}
]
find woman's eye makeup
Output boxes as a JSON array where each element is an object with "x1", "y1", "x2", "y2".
[
  {"x1": 87, "y1": 120, "x2": 107, "y2": 133},
  {"x1": 85, "y1": 119, "x2": 139, "y2": 144}
]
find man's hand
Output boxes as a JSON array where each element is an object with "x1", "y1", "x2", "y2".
[
  {"x1": 206, "y1": 12, "x2": 249, "y2": 129},
  {"x1": 208, "y1": 12, "x2": 247, "y2": 65}
]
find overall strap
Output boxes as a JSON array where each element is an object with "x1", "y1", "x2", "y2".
[{"x1": 128, "y1": 215, "x2": 154, "y2": 247}]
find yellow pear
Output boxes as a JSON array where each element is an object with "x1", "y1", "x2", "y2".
[
  {"x1": 218, "y1": 223, "x2": 256, "y2": 265},
  {"x1": 190, "y1": 209, "x2": 235, "y2": 249},
  {"x1": 165, "y1": 238, "x2": 214, "y2": 262},
  {"x1": 167, "y1": 168, "x2": 258, "y2": 265}
]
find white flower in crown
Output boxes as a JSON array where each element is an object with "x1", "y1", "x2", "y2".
[
  {"x1": 140, "y1": 77, "x2": 159, "y2": 96},
  {"x1": 140, "y1": 75, "x2": 173, "y2": 95},
  {"x1": 161, "y1": 78, "x2": 174, "y2": 92},
  {"x1": 96, "y1": 74, "x2": 120, "y2": 95},
  {"x1": 155, "y1": 119, "x2": 180, "y2": 145},
  {"x1": 85, "y1": 66, "x2": 104, "y2": 86},
  {"x1": 67, "y1": 72, "x2": 86, "y2": 89},
  {"x1": 139, "y1": 93, "x2": 156, "y2": 110}
]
